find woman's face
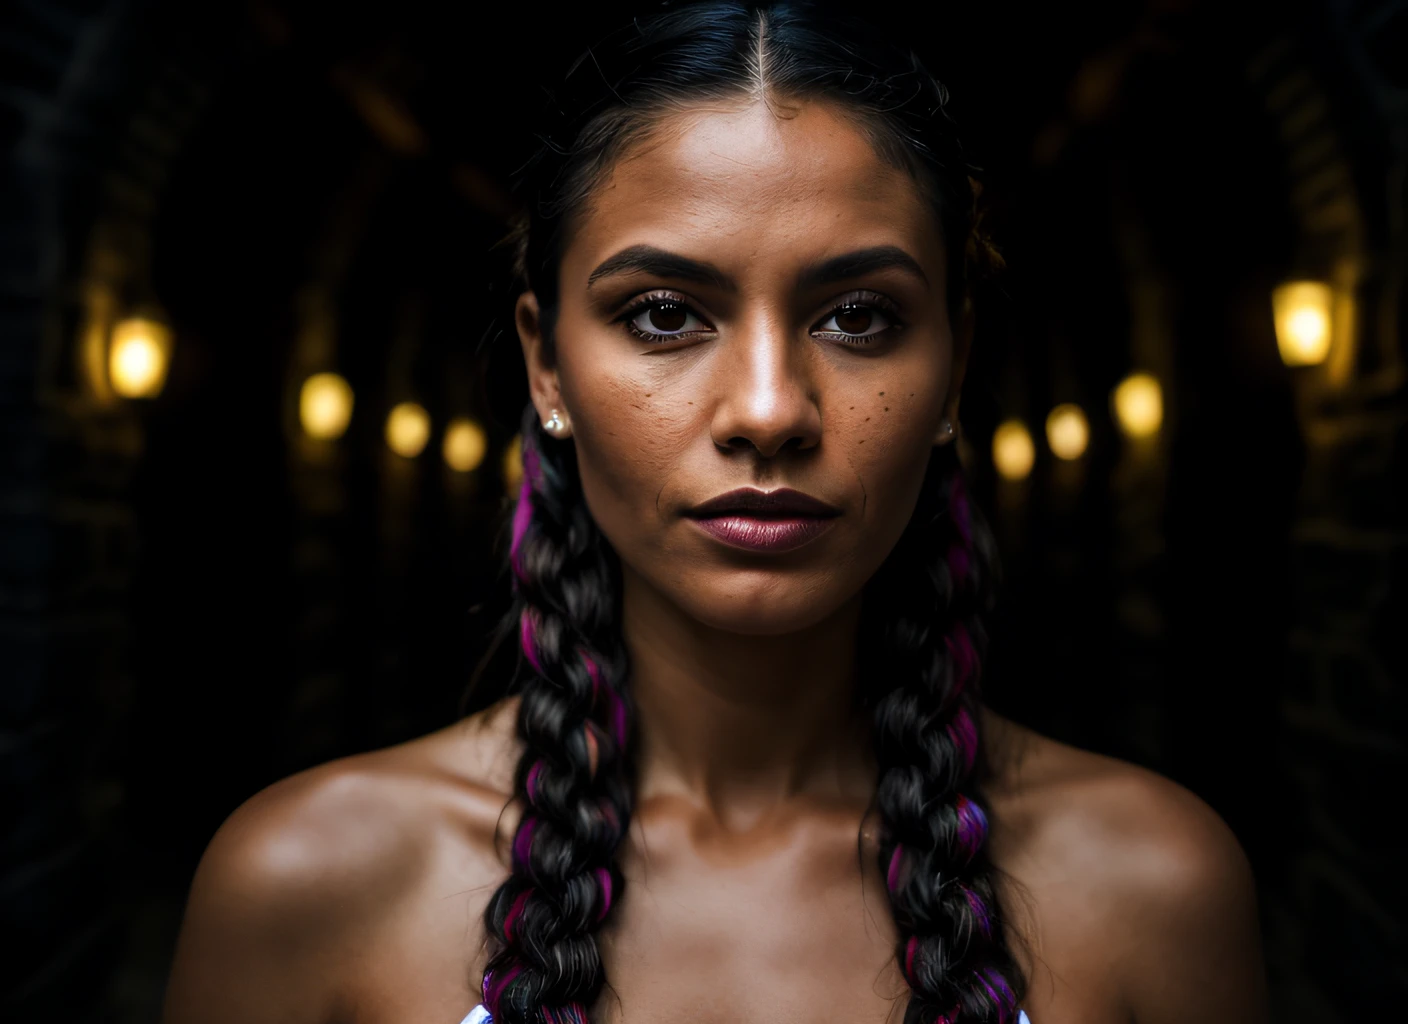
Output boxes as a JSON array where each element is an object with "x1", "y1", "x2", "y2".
[{"x1": 519, "y1": 97, "x2": 964, "y2": 636}]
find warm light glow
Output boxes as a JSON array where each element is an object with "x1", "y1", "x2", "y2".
[
  {"x1": 992, "y1": 419, "x2": 1035, "y2": 481},
  {"x1": 443, "y1": 417, "x2": 487, "y2": 472},
  {"x1": 1112, "y1": 373, "x2": 1163, "y2": 439},
  {"x1": 1273, "y1": 280, "x2": 1333, "y2": 366},
  {"x1": 109, "y1": 317, "x2": 172, "y2": 398},
  {"x1": 385, "y1": 401, "x2": 430, "y2": 458},
  {"x1": 299, "y1": 373, "x2": 354, "y2": 440},
  {"x1": 503, "y1": 434, "x2": 524, "y2": 493},
  {"x1": 1045, "y1": 404, "x2": 1089, "y2": 460}
]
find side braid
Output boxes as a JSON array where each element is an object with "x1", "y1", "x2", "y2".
[
  {"x1": 480, "y1": 405, "x2": 636, "y2": 1024},
  {"x1": 864, "y1": 444, "x2": 1026, "y2": 1024}
]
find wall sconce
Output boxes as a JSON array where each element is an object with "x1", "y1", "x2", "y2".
[
  {"x1": 503, "y1": 433, "x2": 524, "y2": 492},
  {"x1": 443, "y1": 417, "x2": 487, "y2": 472},
  {"x1": 385, "y1": 401, "x2": 430, "y2": 458},
  {"x1": 299, "y1": 373, "x2": 354, "y2": 440},
  {"x1": 1272, "y1": 280, "x2": 1333, "y2": 366},
  {"x1": 109, "y1": 316, "x2": 173, "y2": 398},
  {"x1": 992, "y1": 419, "x2": 1035, "y2": 481},
  {"x1": 1045, "y1": 404, "x2": 1089, "y2": 460},
  {"x1": 1112, "y1": 372, "x2": 1163, "y2": 439}
]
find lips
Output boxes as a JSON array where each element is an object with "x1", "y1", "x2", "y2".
[
  {"x1": 684, "y1": 488, "x2": 842, "y2": 520},
  {"x1": 683, "y1": 488, "x2": 841, "y2": 553}
]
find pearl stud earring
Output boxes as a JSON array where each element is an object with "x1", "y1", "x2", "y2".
[
  {"x1": 937, "y1": 418, "x2": 955, "y2": 442},
  {"x1": 543, "y1": 408, "x2": 571, "y2": 438}
]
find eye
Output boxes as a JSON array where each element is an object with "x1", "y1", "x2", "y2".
[
  {"x1": 623, "y1": 298, "x2": 711, "y2": 342},
  {"x1": 813, "y1": 297, "x2": 902, "y2": 344}
]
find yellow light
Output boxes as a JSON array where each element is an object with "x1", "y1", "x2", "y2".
[
  {"x1": 503, "y1": 433, "x2": 524, "y2": 493},
  {"x1": 109, "y1": 317, "x2": 173, "y2": 398},
  {"x1": 1112, "y1": 372, "x2": 1163, "y2": 439},
  {"x1": 992, "y1": 419, "x2": 1035, "y2": 481},
  {"x1": 1272, "y1": 280, "x2": 1333, "y2": 366},
  {"x1": 1045, "y1": 403, "x2": 1089, "y2": 460},
  {"x1": 385, "y1": 401, "x2": 430, "y2": 458},
  {"x1": 299, "y1": 373, "x2": 354, "y2": 440},
  {"x1": 443, "y1": 417, "x2": 487, "y2": 472}
]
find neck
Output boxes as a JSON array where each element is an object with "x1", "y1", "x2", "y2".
[{"x1": 620, "y1": 564, "x2": 875, "y2": 826}]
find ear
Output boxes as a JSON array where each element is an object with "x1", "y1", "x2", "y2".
[
  {"x1": 935, "y1": 295, "x2": 975, "y2": 446},
  {"x1": 516, "y1": 291, "x2": 565, "y2": 427}
]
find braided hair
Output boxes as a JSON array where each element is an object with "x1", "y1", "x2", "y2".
[{"x1": 480, "y1": 4, "x2": 1023, "y2": 1021}]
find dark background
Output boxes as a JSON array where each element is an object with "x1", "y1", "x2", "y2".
[{"x1": 3, "y1": 0, "x2": 1405, "y2": 1020}]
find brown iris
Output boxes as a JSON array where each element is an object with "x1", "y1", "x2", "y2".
[
  {"x1": 647, "y1": 303, "x2": 689, "y2": 332},
  {"x1": 833, "y1": 305, "x2": 873, "y2": 335}
]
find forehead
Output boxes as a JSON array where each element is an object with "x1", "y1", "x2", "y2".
[{"x1": 564, "y1": 97, "x2": 944, "y2": 283}]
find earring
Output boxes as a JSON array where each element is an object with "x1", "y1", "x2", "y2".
[
  {"x1": 937, "y1": 418, "x2": 955, "y2": 443},
  {"x1": 543, "y1": 408, "x2": 571, "y2": 438}
]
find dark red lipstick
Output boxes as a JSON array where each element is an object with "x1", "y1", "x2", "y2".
[{"x1": 683, "y1": 488, "x2": 841, "y2": 553}]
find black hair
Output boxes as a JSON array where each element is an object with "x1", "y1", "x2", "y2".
[{"x1": 481, "y1": 3, "x2": 1022, "y2": 1022}]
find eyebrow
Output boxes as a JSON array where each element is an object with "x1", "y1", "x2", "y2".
[{"x1": 585, "y1": 243, "x2": 929, "y2": 292}]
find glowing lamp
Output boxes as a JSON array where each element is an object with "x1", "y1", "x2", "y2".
[
  {"x1": 1045, "y1": 404, "x2": 1089, "y2": 460},
  {"x1": 1272, "y1": 280, "x2": 1333, "y2": 366},
  {"x1": 503, "y1": 434, "x2": 524, "y2": 493},
  {"x1": 992, "y1": 419, "x2": 1035, "y2": 481},
  {"x1": 300, "y1": 373, "x2": 354, "y2": 440},
  {"x1": 109, "y1": 317, "x2": 172, "y2": 398},
  {"x1": 443, "y1": 417, "x2": 488, "y2": 472},
  {"x1": 1112, "y1": 373, "x2": 1163, "y2": 439},
  {"x1": 385, "y1": 401, "x2": 430, "y2": 458}
]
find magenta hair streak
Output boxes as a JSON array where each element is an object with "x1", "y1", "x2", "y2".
[
  {"x1": 513, "y1": 816, "x2": 538, "y2": 869},
  {"x1": 948, "y1": 705, "x2": 978, "y2": 775},
  {"x1": 503, "y1": 888, "x2": 533, "y2": 942},
  {"x1": 904, "y1": 935, "x2": 921, "y2": 984},
  {"x1": 964, "y1": 884, "x2": 993, "y2": 938},
  {"x1": 509, "y1": 472, "x2": 534, "y2": 582},
  {"x1": 979, "y1": 967, "x2": 1018, "y2": 1022},
  {"x1": 525, "y1": 761, "x2": 544, "y2": 803},
  {"x1": 482, "y1": 964, "x2": 522, "y2": 1020},
  {"x1": 542, "y1": 1005, "x2": 588, "y2": 1024},
  {"x1": 886, "y1": 845, "x2": 908, "y2": 893},
  {"x1": 954, "y1": 794, "x2": 988, "y2": 862},
  {"x1": 519, "y1": 608, "x2": 543, "y2": 674},
  {"x1": 946, "y1": 623, "x2": 977, "y2": 697},
  {"x1": 595, "y1": 866, "x2": 614, "y2": 921}
]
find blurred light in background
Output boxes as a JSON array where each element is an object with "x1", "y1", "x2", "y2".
[
  {"x1": 1112, "y1": 372, "x2": 1163, "y2": 439},
  {"x1": 109, "y1": 317, "x2": 173, "y2": 398},
  {"x1": 443, "y1": 417, "x2": 487, "y2": 472},
  {"x1": 503, "y1": 433, "x2": 524, "y2": 493},
  {"x1": 1272, "y1": 280, "x2": 1333, "y2": 366},
  {"x1": 1045, "y1": 403, "x2": 1089, "y2": 460},
  {"x1": 992, "y1": 419, "x2": 1035, "y2": 481},
  {"x1": 386, "y1": 401, "x2": 430, "y2": 458},
  {"x1": 299, "y1": 372, "x2": 354, "y2": 440}
]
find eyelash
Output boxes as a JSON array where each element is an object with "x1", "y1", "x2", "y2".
[{"x1": 615, "y1": 290, "x2": 906, "y2": 346}]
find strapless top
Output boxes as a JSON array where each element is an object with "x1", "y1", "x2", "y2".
[{"x1": 458, "y1": 1008, "x2": 1032, "y2": 1023}]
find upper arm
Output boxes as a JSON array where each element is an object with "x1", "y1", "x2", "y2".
[
  {"x1": 1116, "y1": 778, "x2": 1269, "y2": 1024},
  {"x1": 162, "y1": 766, "x2": 427, "y2": 1024}
]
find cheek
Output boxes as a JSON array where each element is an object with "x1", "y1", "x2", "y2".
[
  {"x1": 555, "y1": 341, "x2": 697, "y2": 546},
  {"x1": 836, "y1": 374, "x2": 949, "y2": 537}
]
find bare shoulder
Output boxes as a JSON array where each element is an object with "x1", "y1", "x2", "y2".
[
  {"x1": 163, "y1": 697, "x2": 522, "y2": 1023},
  {"x1": 982, "y1": 710, "x2": 1267, "y2": 1023},
  {"x1": 983, "y1": 712, "x2": 1252, "y2": 893}
]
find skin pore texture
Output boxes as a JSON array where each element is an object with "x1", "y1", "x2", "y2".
[{"x1": 162, "y1": 98, "x2": 1268, "y2": 1024}]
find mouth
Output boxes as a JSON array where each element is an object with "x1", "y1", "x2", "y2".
[{"x1": 683, "y1": 488, "x2": 841, "y2": 553}]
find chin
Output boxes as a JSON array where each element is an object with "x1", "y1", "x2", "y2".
[{"x1": 667, "y1": 568, "x2": 860, "y2": 637}]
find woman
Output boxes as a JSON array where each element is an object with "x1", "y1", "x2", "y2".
[{"x1": 162, "y1": 4, "x2": 1268, "y2": 1023}]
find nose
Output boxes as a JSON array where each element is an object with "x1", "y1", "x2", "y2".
[{"x1": 709, "y1": 312, "x2": 822, "y2": 458}]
